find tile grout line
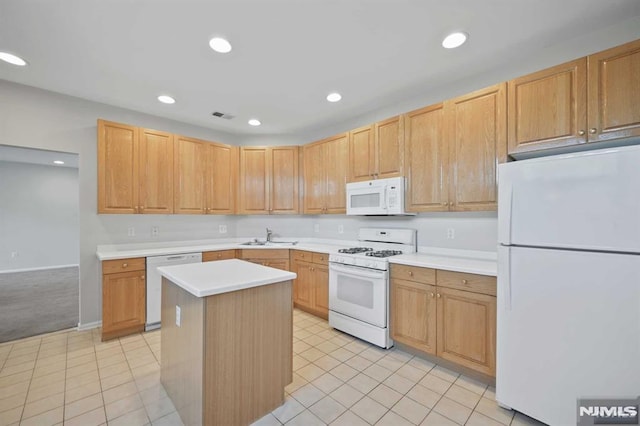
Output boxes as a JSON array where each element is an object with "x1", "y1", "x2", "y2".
[{"x1": 17, "y1": 337, "x2": 42, "y2": 424}]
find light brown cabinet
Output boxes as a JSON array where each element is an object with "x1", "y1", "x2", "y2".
[
  {"x1": 348, "y1": 116, "x2": 404, "y2": 182},
  {"x1": 101, "y1": 257, "x2": 146, "y2": 341},
  {"x1": 238, "y1": 146, "x2": 299, "y2": 214},
  {"x1": 237, "y1": 249, "x2": 290, "y2": 271},
  {"x1": 508, "y1": 38, "x2": 640, "y2": 155},
  {"x1": 98, "y1": 120, "x2": 174, "y2": 214},
  {"x1": 446, "y1": 83, "x2": 506, "y2": 211},
  {"x1": 174, "y1": 136, "x2": 237, "y2": 215},
  {"x1": 404, "y1": 83, "x2": 505, "y2": 213},
  {"x1": 290, "y1": 250, "x2": 329, "y2": 319},
  {"x1": 390, "y1": 264, "x2": 496, "y2": 376},
  {"x1": 303, "y1": 134, "x2": 349, "y2": 214},
  {"x1": 202, "y1": 249, "x2": 236, "y2": 262}
]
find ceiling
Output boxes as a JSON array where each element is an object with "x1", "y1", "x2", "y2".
[{"x1": 1, "y1": 0, "x2": 639, "y2": 137}]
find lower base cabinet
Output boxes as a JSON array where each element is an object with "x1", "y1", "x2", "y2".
[
  {"x1": 290, "y1": 250, "x2": 329, "y2": 319},
  {"x1": 102, "y1": 257, "x2": 146, "y2": 341},
  {"x1": 391, "y1": 264, "x2": 496, "y2": 376}
]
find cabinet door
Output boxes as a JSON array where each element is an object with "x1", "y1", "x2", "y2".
[
  {"x1": 390, "y1": 279, "x2": 436, "y2": 355},
  {"x1": 436, "y1": 287, "x2": 496, "y2": 376},
  {"x1": 447, "y1": 83, "x2": 506, "y2": 211},
  {"x1": 207, "y1": 143, "x2": 237, "y2": 214},
  {"x1": 102, "y1": 271, "x2": 146, "y2": 334},
  {"x1": 313, "y1": 264, "x2": 329, "y2": 317},
  {"x1": 324, "y1": 134, "x2": 350, "y2": 213},
  {"x1": 238, "y1": 147, "x2": 270, "y2": 214},
  {"x1": 375, "y1": 116, "x2": 403, "y2": 180},
  {"x1": 508, "y1": 58, "x2": 587, "y2": 155},
  {"x1": 270, "y1": 146, "x2": 299, "y2": 214},
  {"x1": 292, "y1": 261, "x2": 313, "y2": 308},
  {"x1": 588, "y1": 39, "x2": 640, "y2": 143},
  {"x1": 98, "y1": 120, "x2": 139, "y2": 214},
  {"x1": 174, "y1": 136, "x2": 207, "y2": 214},
  {"x1": 139, "y1": 128, "x2": 174, "y2": 214},
  {"x1": 349, "y1": 125, "x2": 374, "y2": 182},
  {"x1": 403, "y1": 104, "x2": 447, "y2": 212},
  {"x1": 302, "y1": 142, "x2": 326, "y2": 214}
]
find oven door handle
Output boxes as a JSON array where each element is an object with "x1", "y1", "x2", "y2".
[{"x1": 330, "y1": 263, "x2": 386, "y2": 279}]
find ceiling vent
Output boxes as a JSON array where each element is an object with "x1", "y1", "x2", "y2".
[{"x1": 211, "y1": 111, "x2": 234, "y2": 120}]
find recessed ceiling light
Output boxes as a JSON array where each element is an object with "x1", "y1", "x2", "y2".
[
  {"x1": 248, "y1": 119, "x2": 261, "y2": 126},
  {"x1": 53, "y1": 160, "x2": 65, "y2": 165},
  {"x1": 0, "y1": 51, "x2": 27, "y2": 66},
  {"x1": 442, "y1": 32, "x2": 468, "y2": 49},
  {"x1": 209, "y1": 37, "x2": 232, "y2": 53},
  {"x1": 326, "y1": 93, "x2": 342, "y2": 103},
  {"x1": 157, "y1": 95, "x2": 176, "y2": 104}
]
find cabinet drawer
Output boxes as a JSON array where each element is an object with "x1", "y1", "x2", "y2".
[
  {"x1": 437, "y1": 270, "x2": 496, "y2": 296},
  {"x1": 391, "y1": 264, "x2": 436, "y2": 284},
  {"x1": 312, "y1": 252, "x2": 328, "y2": 265},
  {"x1": 102, "y1": 258, "x2": 145, "y2": 274},
  {"x1": 202, "y1": 250, "x2": 236, "y2": 262},
  {"x1": 237, "y1": 249, "x2": 289, "y2": 259},
  {"x1": 291, "y1": 250, "x2": 313, "y2": 262}
]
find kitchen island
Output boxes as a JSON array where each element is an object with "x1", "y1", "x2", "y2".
[{"x1": 157, "y1": 259, "x2": 296, "y2": 426}]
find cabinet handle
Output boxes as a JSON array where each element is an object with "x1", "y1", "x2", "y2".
[
  {"x1": 442, "y1": 202, "x2": 447, "y2": 206},
  {"x1": 408, "y1": 271, "x2": 413, "y2": 276},
  {"x1": 578, "y1": 130, "x2": 585, "y2": 136},
  {"x1": 122, "y1": 263, "x2": 128, "y2": 268},
  {"x1": 462, "y1": 279, "x2": 468, "y2": 285},
  {"x1": 430, "y1": 292, "x2": 435, "y2": 298},
  {"x1": 436, "y1": 293, "x2": 441, "y2": 298},
  {"x1": 217, "y1": 254, "x2": 222, "y2": 258},
  {"x1": 141, "y1": 275, "x2": 145, "y2": 280},
  {"x1": 589, "y1": 128, "x2": 597, "y2": 134}
]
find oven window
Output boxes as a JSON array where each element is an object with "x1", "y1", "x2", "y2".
[
  {"x1": 336, "y1": 275, "x2": 374, "y2": 308},
  {"x1": 351, "y1": 193, "x2": 380, "y2": 208}
]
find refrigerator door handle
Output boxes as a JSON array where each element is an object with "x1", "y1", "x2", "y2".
[
  {"x1": 498, "y1": 185, "x2": 514, "y2": 244},
  {"x1": 498, "y1": 245, "x2": 512, "y2": 311}
]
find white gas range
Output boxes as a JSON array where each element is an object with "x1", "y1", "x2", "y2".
[{"x1": 328, "y1": 228, "x2": 417, "y2": 349}]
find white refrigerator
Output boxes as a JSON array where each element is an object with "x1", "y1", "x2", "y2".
[{"x1": 497, "y1": 145, "x2": 640, "y2": 426}]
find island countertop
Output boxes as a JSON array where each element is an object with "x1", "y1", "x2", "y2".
[{"x1": 157, "y1": 259, "x2": 297, "y2": 298}]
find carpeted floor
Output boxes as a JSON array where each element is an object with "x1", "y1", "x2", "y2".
[{"x1": 0, "y1": 266, "x2": 78, "y2": 343}]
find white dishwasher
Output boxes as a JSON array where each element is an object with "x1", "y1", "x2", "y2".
[{"x1": 146, "y1": 252, "x2": 202, "y2": 330}]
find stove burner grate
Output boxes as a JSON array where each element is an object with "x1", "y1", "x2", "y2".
[
  {"x1": 365, "y1": 250, "x2": 403, "y2": 258},
  {"x1": 338, "y1": 247, "x2": 373, "y2": 254}
]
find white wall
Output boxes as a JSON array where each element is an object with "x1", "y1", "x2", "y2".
[{"x1": 0, "y1": 161, "x2": 79, "y2": 270}]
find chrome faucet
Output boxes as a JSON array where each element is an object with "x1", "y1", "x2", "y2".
[{"x1": 266, "y1": 228, "x2": 273, "y2": 242}]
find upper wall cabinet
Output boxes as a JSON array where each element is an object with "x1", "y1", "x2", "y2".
[
  {"x1": 404, "y1": 104, "x2": 447, "y2": 212},
  {"x1": 98, "y1": 120, "x2": 174, "y2": 214},
  {"x1": 508, "y1": 38, "x2": 640, "y2": 155},
  {"x1": 507, "y1": 58, "x2": 587, "y2": 154},
  {"x1": 588, "y1": 39, "x2": 640, "y2": 143},
  {"x1": 303, "y1": 133, "x2": 349, "y2": 214},
  {"x1": 446, "y1": 83, "x2": 506, "y2": 211},
  {"x1": 237, "y1": 146, "x2": 299, "y2": 215},
  {"x1": 174, "y1": 136, "x2": 237, "y2": 215},
  {"x1": 349, "y1": 116, "x2": 403, "y2": 182}
]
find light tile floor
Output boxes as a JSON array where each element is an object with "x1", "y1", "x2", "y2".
[{"x1": 0, "y1": 310, "x2": 547, "y2": 426}]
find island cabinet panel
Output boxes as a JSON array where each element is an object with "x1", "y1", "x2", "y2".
[
  {"x1": 403, "y1": 104, "x2": 447, "y2": 212},
  {"x1": 587, "y1": 38, "x2": 640, "y2": 143},
  {"x1": 446, "y1": 83, "x2": 506, "y2": 211},
  {"x1": 507, "y1": 58, "x2": 587, "y2": 154},
  {"x1": 161, "y1": 277, "x2": 292, "y2": 426},
  {"x1": 101, "y1": 257, "x2": 146, "y2": 341}
]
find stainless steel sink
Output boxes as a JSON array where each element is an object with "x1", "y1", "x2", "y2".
[
  {"x1": 240, "y1": 240, "x2": 268, "y2": 246},
  {"x1": 239, "y1": 240, "x2": 298, "y2": 246}
]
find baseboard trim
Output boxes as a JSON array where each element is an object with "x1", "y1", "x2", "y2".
[
  {"x1": 77, "y1": 320, "x2": 102, "y2": 331},
  {"x1": 0, "y1": 264, "x2": 79, "y2": 274}
]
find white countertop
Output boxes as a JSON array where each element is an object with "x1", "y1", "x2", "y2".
[
  {"x1": 97, "y1": 238, "x2": 497, "y2": 275},
  {"x1": 158, "y1": 259, "x2": 297, "y2": 297},
  {"x1": 389, "y1": 248, "x2": 497, "y2": 276}
]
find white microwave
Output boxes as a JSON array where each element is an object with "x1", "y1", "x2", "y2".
[{"x1": 346, "y1": 176, "x2": 415, "y2": 215}]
